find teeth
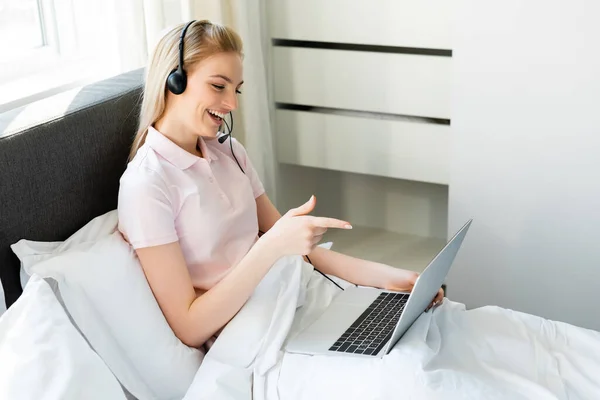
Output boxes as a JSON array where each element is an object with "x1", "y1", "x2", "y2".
[{"x1": 208, "y1": 109, "x2": 225, "y2": 119}]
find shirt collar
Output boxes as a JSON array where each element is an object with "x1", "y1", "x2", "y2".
[{"x1": 146, "y1": 126, "x2": 218, "y2": 169}]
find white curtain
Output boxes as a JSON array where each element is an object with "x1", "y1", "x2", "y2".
[{"x1": 101, "y1": 0, "x2": 278, "y2": 201}]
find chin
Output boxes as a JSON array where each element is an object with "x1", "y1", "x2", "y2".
[{"x1": 197, "y1": 121, "x2": 220, "y2": 139}]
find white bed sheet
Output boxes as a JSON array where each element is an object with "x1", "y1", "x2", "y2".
[
  {"x1": 0, "y1": 275, "x2": 127, "y2": 400},
  {"x1": 184, "y1": 253, "x2": 600, "y2": 400},
  {"x1": 278, "y1": 297, "x2": 600, "y2": 400}
]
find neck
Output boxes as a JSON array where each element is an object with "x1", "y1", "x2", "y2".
[{"x1": 154, "y1": 115, "x2": 201, "y2": 157}]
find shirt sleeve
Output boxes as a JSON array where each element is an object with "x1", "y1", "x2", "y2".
[
  {"x1": 117, "y1": 168, "x2": 179, "y2": 249},
  {"x1": 232, "y1": 138, "x2": 265, "y2": 199}
]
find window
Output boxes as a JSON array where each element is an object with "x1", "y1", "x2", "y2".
[
  {"x1": 0, "y1": 0, "x2": 55, "y2": 86},
  {"x1": 0, "y1": 0, "x2": 46, "y2": 55},
  {"x1": 0, "y1": 0, "x2": 131, "y2": 113}
]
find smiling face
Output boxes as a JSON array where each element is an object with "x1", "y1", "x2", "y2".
[{"x1": 169, "y1": 51, "x2": 244, "y2": 138}]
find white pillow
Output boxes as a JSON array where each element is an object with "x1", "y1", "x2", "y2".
[
  {"x1": 11, "y1": 211, "x2": 204, "y2": 400},
  {"x1": 15, "y1": 210, "x2": 119, "y2": 289},
  {"x1": 0, "y1": 278, "x2": 5, "y2": 317},
  {"x1": 0, "y1": 274, "x2": 127, "y2": 400}
]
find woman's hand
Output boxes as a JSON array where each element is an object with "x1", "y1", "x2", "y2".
[
  {"x1": 260, "y1": 195, "x2": 352, "y2": 259},
  {"x1": 384, "y1": 268, "x2": 445, "y2": 312}
]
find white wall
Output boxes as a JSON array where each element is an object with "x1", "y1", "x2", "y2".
[{"x1": 447, "y1": 0, "x2": 600, "y2": 330}]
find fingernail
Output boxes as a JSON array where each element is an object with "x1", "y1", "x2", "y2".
[{"x1": 345, "y1": 224, "x2": 353, "y2": 229}]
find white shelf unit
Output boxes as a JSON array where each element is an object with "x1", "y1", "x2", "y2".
[
  {"x1": 267, "y1": 0, "x2": 452, "y2": 273},
  {"x1": 275, "y1": 109, "x2": 450, "y2": 186},
  {"x1": 268, "y1": 0, "x2": 452, "y2": 50}
]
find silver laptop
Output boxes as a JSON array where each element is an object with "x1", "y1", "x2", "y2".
[{"x1": 285, "y1": 219, "x2": 472, "y2": 358}]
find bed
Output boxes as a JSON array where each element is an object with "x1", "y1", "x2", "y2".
[{"x1": 1, "y1": 69, "x2": 600, "y2": 400}]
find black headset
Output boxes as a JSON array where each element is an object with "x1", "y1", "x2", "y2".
[
  {"x1": 166, "y1": 20, "x2": 245, "y2": 173},
  {"x1": 166, "y1": 20, "x2": 195, "y2": 95}
]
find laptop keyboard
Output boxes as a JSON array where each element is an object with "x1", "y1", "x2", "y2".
[{"x1": 328, "y1": 292, "x2": 409, "y2": 356}]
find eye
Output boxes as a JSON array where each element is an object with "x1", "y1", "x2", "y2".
[
  {"x1": 236, "y1": 89, "x2": 242, "y2": 94},
  {"x1": 211, "y1": 84, "x2": 225, "y2": 90}
]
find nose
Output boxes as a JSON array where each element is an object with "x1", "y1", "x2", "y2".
[{"x1": 223, "y1": 89, "x2": 238, "y2": 111}]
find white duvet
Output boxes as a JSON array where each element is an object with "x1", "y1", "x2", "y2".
[{"x1": 185, "y1": 254, "x2": 600, "y2": 400}]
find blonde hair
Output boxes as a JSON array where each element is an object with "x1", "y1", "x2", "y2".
[{"x1": 129, "y1": 20, "x2": 243, "y2": 161}]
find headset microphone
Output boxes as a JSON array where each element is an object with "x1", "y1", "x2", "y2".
[
  {"x1": 217, "y1": 111, "x2": 244, "y2": 173},
  {"x1": 218, "y1": 111, "x2": 233, "y2": 143}
]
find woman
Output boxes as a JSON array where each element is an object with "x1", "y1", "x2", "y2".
[{"x1": 117, "y1": 20, "x2": 443, "y2": 349}]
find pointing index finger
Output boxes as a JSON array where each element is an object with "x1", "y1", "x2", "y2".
[{"x1": 308, "y1": 216, "x2": 352, "y2": 229}]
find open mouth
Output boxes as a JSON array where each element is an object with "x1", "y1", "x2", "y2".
[{"x1": 207, "y1": 109, "x2": 225, "y2": 125}]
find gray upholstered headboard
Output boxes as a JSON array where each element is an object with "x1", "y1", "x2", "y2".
[{"x1": 0, "y1": 69, "x2": 144, "y2": 308}]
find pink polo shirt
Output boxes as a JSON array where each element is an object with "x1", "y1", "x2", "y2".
[{"x1": 117, "y1": 126, "x2": 265, "y2": 290}]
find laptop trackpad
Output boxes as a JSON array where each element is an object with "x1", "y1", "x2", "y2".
[{"x1": 287, "y1": 287, "x2": 382, "y2": 351}]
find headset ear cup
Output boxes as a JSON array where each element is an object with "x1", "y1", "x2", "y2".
[{"x1": 167, "y1": 69, "x2": 187, "y2": 95}]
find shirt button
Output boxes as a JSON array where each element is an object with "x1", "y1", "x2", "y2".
[{"x1": 208, "y1": 177, "x2": 214, "y2": 183}]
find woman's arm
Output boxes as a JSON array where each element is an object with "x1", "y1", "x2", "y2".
[
  {"x1": 135, "y1": 238, "x2": 278, "y2": 348},
  {"x1": 302, "y1": 245, "x2": 418, "y2": 289}
]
